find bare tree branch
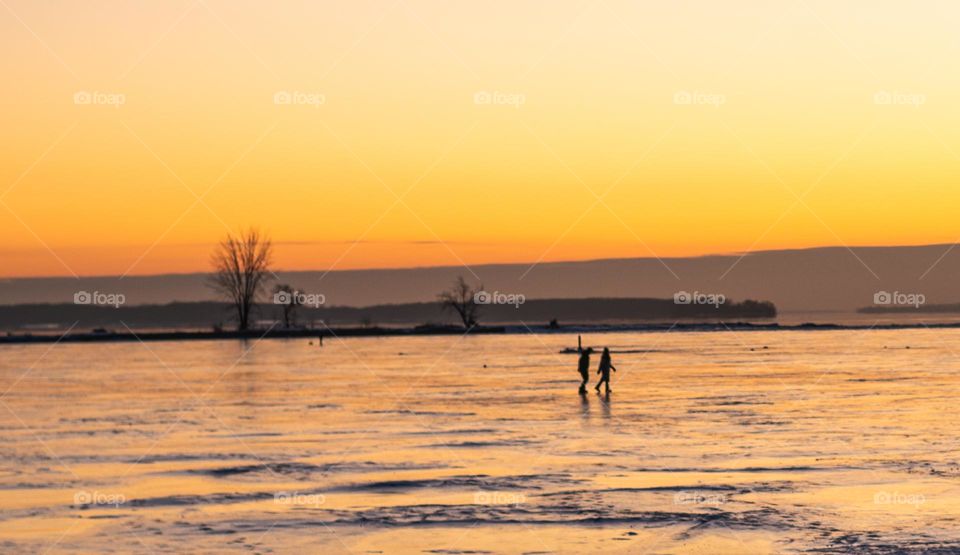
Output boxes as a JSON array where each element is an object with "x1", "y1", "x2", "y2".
[
  {"x1": 272, "y1": 283, "x2": 299, "y2": 328},
  {"x1": 438, "y1": 275, "x2": 482, "y2": 329},
  {"x1": 207, "y1": 228, "x2": 274, "y2": 331}
]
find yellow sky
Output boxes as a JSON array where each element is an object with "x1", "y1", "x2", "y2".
[{"x1": 1, "y1": 1, "x2": 959, "y2": 277}]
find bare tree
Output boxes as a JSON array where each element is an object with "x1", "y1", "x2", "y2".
[
  {"x1": 438, "y1": 275, "x2": 482, "y2": 329},
  {"x1": 272, "y1": 283, "x2": 299, "y2": 328},
  {"x1": 208, "y1": 228, "x2": 274, "y2": 331}
]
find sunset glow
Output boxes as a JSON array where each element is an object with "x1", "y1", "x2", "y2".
[{"x1": 2, "y1": 1, "x2": 959, "y2": 276}]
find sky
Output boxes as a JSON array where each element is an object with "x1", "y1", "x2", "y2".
[{"x1": 1, "y1": 0, "x2": 959, "y2": 277}]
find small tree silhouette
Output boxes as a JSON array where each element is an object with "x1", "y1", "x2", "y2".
[
  {"x1": 208, "y1": 228, "x2": 273, "y2": 331},
  {"x1": 272, "y1": 283, "x2": 299, "y2": 328},
  {"x1": 438, "y1": 275, "x2": 482, "y2": 329}
]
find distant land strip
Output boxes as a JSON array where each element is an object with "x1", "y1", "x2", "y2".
[
  {"x1": 859, "y1": 303, "x2": 960, "y2": 314},
  {"x1": 1, "y1": 297, "x2": 776, "y2": 332},
  {"x1": 4, "y1": 321, "x2": 960, "y2": 345}
]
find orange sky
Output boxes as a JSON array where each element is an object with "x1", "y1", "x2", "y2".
[{"x1": 2, "y1": 1, "x2": 959, "y2": 277}]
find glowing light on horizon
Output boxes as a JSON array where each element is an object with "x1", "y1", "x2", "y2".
[{"x1": 1, "y1": 1, "x2": 959, "y2": 277}]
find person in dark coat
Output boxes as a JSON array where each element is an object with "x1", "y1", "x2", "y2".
[
  {"x1": 594, "y1": 347, "x2": 617, "y2": 394},
  {"x1": 577, "y1": 347, "x2": 594, "y2": 394}
]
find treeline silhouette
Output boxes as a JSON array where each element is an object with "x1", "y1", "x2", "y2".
[
  {"x1": 2, "y1": 297, "x2": 775, "y2": 331},
  {"x1": 859, "y1": 303, "x2": 960, "y2": 314}
]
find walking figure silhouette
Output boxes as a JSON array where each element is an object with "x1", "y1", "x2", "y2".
[{"x1": 594, "y1": 347, "x2": 617, "y2": 394}]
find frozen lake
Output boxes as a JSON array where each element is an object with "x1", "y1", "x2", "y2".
[{"x1": 2, "y1": 329, "x2": 960, "y2": 553}]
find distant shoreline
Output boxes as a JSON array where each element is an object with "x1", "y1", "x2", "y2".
[
  {"x1": 0, "y1": 297, "x2": 777, "y2": 332},
  {"x1": 2, "y1": 320, "x2": 957, "y2": 345}
]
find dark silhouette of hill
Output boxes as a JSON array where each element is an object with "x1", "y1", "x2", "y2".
[
  {"x1": 0, "y1": 298, "x2": 775, "y2": 331},
  {"x1": 1, "y1": 243, "x2": 958, "y2": 313}
]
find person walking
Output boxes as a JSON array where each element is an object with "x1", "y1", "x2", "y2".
[
  {"x1": 577, "y1": 347, "x2": 593, "y2": 394},
  {"x1": 594, "y1": 347, "x2": 617, "y2": 394}
]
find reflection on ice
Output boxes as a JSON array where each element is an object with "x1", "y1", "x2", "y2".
[{"x1": 3, "y1": 330, "x2": 960, "y2": 553}]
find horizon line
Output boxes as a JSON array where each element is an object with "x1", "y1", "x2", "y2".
[{"x1": 2, "y1": 241, "x2": 959, "y2": 282}]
